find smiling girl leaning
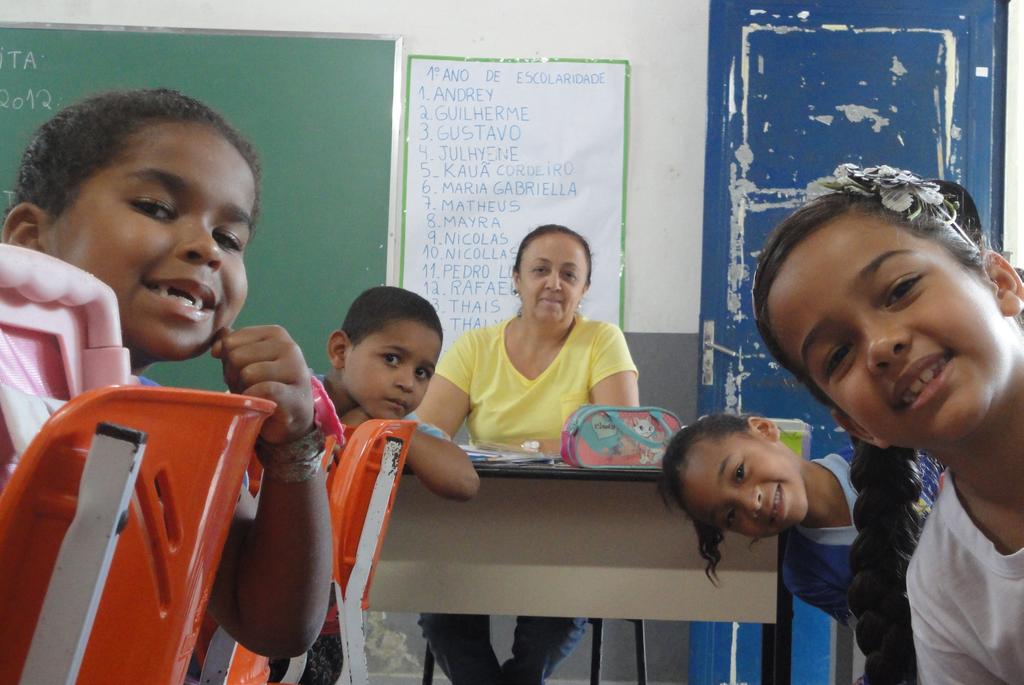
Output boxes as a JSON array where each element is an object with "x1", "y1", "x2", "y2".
[{"x1": 752, "y1": 164, "x2": 1024, "y2": 685}]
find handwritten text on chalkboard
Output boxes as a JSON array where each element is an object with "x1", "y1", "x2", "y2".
[{"x1": 0, "y1": 47, "x2": 51, "y2": 113}]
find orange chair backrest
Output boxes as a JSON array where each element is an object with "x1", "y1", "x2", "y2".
[
  {"x1": 218, "y1": 421, "x2": 413, "y2": 685},
  {"x1": 328, "y1": 419, "x2": 415, "y2": 608},
  {"x1": 223, "y1": 639, "x2": 273, "y2": 685},
  {"x1": 194, "y1": 617, "x2": 277, "y2": 685},
  {"x1": 0, "y1": 385, "x2": 273, "y2": 685}
]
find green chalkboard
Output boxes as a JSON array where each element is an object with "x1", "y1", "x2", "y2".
[{"x1": 0, "y1": 24, "x2": 399, "y2": 388}]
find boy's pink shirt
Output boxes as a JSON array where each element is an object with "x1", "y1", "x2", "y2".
[{"x1": 310, "y1": 374, "x2": 345, "y2": 447}]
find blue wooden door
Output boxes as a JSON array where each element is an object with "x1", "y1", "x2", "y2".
[{"x1": 694, "y1": 2, "x2": 1005, "y2": 683}]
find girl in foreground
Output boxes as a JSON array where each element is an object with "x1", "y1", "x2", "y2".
[
  {"x1": 751, "y1": 164, "x2": 1024, "y2": 684},
  {"x1": 2, "y1": 88, "x2": 332, "y2": 664}
]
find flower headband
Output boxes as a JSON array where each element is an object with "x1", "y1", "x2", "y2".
[{"x1": 821, "y1": 163, "x2": 974, "y2": 246}]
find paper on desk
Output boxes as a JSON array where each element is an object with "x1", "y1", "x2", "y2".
[{"x1": 462, "y1": 442, "x2": 559, "y2": 464}]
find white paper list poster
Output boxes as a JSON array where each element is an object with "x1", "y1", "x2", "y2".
[{"x1": 400, "y1": 56, "x2": 629, "y2": 349}]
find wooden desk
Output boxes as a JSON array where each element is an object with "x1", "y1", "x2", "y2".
[{"x1": 371, "y1": 464, "x2": 779, "y2": 623}]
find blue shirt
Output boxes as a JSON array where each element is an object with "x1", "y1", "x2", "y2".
[{"x1": 782, "y1": 447, "x2": 942, "y2": 625}]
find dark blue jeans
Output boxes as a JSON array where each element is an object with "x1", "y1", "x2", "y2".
[{"x1": 419, "y1": 613, "x2": 588, "y2": 685}]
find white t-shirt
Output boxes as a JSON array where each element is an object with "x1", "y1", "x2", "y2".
[{"x1": 907, "y1": 477, "x2": 1024, "y2": 685}]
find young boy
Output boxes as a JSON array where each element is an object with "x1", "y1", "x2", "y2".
[
  {"x1": 320, "y1": 285, "x2": 479, "y2": 501},
  {"x1": 278, "y1": 287, "x2": 478, "y2": 684}
]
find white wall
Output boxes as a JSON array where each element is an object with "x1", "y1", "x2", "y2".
[{"x1": 5, "y1": 0, "x2": 711, "y2": 334}]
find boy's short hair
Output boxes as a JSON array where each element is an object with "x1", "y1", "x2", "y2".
[{"x1": 342, "y1": 286, "x2": 443, "y2": 346}]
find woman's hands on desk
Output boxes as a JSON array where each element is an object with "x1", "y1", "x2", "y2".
[
  {"x1": 521, "y1": 438, "x2": 562, "y2": 455},
  {"x1": 418, "y1": 370, "x2": 639, "y2": 461}
]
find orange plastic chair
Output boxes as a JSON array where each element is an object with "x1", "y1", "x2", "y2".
[
  {"x1": 199, "y1": 434, "x2": 339, "y2": 685},
  {"x1": 0, "y1": 385, "x2": 273, "y2": 685},
  {"x1": 331, "y1": 418, "x2": 414, "y2": 685},
  {"x1": 202, "y1": 624, "x2": 276, "y2": 685},
  {"x1": 219, "y1": 420, "x2": 414, "y2": 685},
  {"x1": 0, "y1": 243, "x2": 275, "y2": 684},
  {"x1": 6, "y1": 416, "x2": 146, "y2": 685}
]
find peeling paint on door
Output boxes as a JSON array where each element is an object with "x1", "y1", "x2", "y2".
[
  {"x1": 835, "y1": 103, "x2": 891, "y2": 132},
  {"x1": 697, "y1": 4, "x2": 1001, "y2": 681}
]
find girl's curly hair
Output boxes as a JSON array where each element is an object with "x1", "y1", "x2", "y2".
[
  {"x1": 8, "y1": 87, "x2": 261, "y2": 224},
  {"x1": 659, "y1": 412, "x2": 754, "y2": 582}
]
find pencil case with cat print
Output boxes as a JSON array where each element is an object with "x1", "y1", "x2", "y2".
[{"x1": 561, "y1": 405, "x2": 681, "y2": 469}]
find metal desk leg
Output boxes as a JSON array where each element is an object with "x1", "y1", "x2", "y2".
[
  {"x1": 589, "y1": 618, "x2": 604, "y2": 685},
  {"x1": 422, "y1": 646, "x2": 434, "y2": 685},
  {"x1": 762, "y1": 531, "x2": 792, "y2": 685},
  {"x1": 633, "y1": 619, "x2": 647, "y2": 685}
]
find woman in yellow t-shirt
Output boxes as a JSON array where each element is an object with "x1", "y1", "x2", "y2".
[{"x1": 416, "y1": 224, "x2": 639, "y2": 685}]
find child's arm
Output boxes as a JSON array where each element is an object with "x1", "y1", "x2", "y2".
[
  {"x1": 208, "y1": 325, "x2": 332, "y2": 657},
  {"x1": 404, "y1": 431, "x2": 479, "y2": 501},
  {"x1": 339, "y1": 405, "x2": 479, "y2": 501},
  {"x1": 781, "y1": 527, "x2": 857, "y2": 626},
  {"x1": 782, "y1": 559, "x2": 852, "y2": 625},
  {"x1": 415, "y1": 375, "x2": 471, "y2": 439}
]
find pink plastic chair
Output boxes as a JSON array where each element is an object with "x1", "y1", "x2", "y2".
[{"x1": 0, "y1": 242, "x2": 130, "y2": 491}]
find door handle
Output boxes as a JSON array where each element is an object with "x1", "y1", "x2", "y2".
[{"x1": 701, "y1": 320, "x2": 739, "y2": 385}]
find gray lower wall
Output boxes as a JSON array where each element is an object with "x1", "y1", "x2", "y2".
[{"x1": 624, "y1": 331, "x2": 699, "y2": 423}]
